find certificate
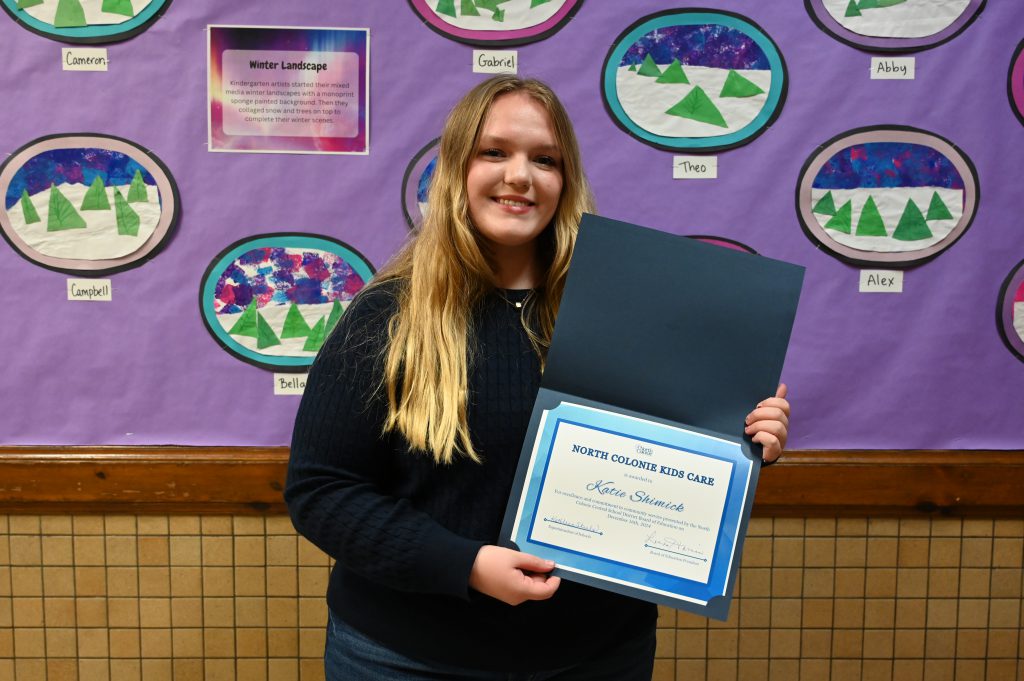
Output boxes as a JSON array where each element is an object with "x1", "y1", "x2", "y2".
[{"x1": 500, "y1": 214, "x2": 805, "y2": 620}]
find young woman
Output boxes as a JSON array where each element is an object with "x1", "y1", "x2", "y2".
[{"x1": 286, "y1": 76, "x2": 790, "y2": 680}]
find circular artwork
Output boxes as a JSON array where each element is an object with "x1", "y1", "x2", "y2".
[
  {"x1": 1009, "y1": 39, "x2": 1024, "y2": 127},
  {"x1": 401, "y1": 138, "x2": 439, "y2": 230},
  {"x1": 688, "y1": 235, "x2": 758, "y2": 255},
  {"x1": 997, "y1": 259, "x2": 1024, "y2": 363},
  {"x1": 407, "y1": 0, "x2": 583, "y2": 46},
  {"x1": 200, "y1": 234, "x2": 375, "y2": 372},
  {"x1": 0, "y1": 133, "x2": 179, "y2": 275},
  {"x1": 601, "y1": 10, "x2": 787, "y2": 153},
  {"x1": 1, "y1": 0, "x2": 172, "y2": 44},
  {"x1": 796, "y1": 126, "x2": 978, "y2": 269},
  {"x1": 804, "y1": 0, "x2": 985, "y2": 53}
]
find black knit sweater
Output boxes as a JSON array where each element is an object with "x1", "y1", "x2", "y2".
[{"x1": 285, "y1": 281, "x2": 655, "y2": 672}]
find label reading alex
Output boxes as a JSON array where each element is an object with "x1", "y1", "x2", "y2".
[
  {"x1": 859, "y1": 270, "x2": 904, "y2": 293},
  {"x1": 473, "y1": 50, "x2": 517, "y2": 74},
  {"x1": 274, "y1": 373, "x2": 307, "y2": 395},
  {"x1": 67, "y1": 279, "x2": 112, "y2": 301}
]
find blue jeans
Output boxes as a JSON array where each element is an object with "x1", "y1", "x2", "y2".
[{"x1": 325, "y1": 609, "x2": 656, "y2": 681}]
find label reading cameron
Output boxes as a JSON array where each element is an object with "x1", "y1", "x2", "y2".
[
  {"x1": 530, "y1": 420, "x2": 733, "y2": 585},
  {"x1": 222, "y1": 50, "x2": 359, "y2": 138}
]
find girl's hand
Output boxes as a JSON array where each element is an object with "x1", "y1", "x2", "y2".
[
  {"x1": 745, "y1": 384, "x2": 790, "y2": 463},
  {"x1": 469, "y1": 545, "x2": 561, "y2": 605}
]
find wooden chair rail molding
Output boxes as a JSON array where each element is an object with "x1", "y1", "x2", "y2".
[{"x1": 0, "y1": 447, "x2": 1021, "y2": 516}]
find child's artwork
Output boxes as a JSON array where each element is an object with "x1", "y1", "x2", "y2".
[
  {"x1": 998, "y1": 258, "x2": 1024, "y2": 363},
  {"x1": 0, "y1": 134, "x2": 179, "y2": 275},
  {"x1": 804, "y1": 0, "x2": 985, "y2": 52},
  {"x1": 688, "y1": 235, "x2": 757, "y2": 255},
  {"x1": 1010, "y1": 39, "x2": 1024, "y2": 127},
  {"x1": 200, "y1": 234, "x2": 375, "y2": 371},
  {"x1": 796, "y1": 126, "x2": 978, "y2": 268},
  {"x1": 601, "y1": 10, "x2": 787, "y2": 153},
  {"x1": 1, "y1": 0, "x2": 172, "y2": 43},
  {"x1": 402, "y1": 138, "x2": 439, "y2": 230},
  {"x1": 407, "y1": 0, "x2": 583, "y2": 46}
]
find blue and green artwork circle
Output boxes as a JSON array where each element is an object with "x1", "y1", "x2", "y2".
[
  {"x1": 601, "y1": 10, "x2": 787, "y2": 152},
  {"x1": 1, "y1": 0, "x2": 173, "y2": 44},
  {"x1": 199, "y1": 233, "x2": 375, "y2": 371}
]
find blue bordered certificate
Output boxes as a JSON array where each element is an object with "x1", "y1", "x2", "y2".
[{"x1": 503, "y1": 398, "x2": 756, "y2": 620}]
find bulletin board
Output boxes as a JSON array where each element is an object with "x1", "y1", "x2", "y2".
[{"x1": 1, "y1": 0, "x2": 1021, "y2": 454}]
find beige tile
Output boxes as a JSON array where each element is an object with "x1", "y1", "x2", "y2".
[
  {"x1": 138, "y1": 536, "x2": 170, "y2": 566},
  {"x1": 201, "y1": 516, "x2": 234, "y2": 535},
  {"x1": 268, "y1": 658, "x2": 299, "y2": 681},
  {"x1": 898, "y1": 538, "x2": 929, "y2": 567},
  {"x1": 106, "y1": 566, "x2": 139, "y2": 597},
  {"x1": 202, "y1": 537, "x2": 233, "y2": 566},
  {"x1": 986, "y1": 629, "x2": 1019, "y2": 658},
  {"x1": 929, "y1": 537, "x2": 961, "y2": 568},
  {"x1": 172, "y1": 627, "x2": 204, "y2": 657},
  {"x1": 798, "y1": 660, "x2": 830, "y2": 681},
  {"x1": 769, "y1": 659, "x2": 799, "y2": 681},
  {"x1": 0, "y1": 597, "x2": 10, "y2": 628},
  {"x1": 833, "y1": 599, "x2": 864, "y2": 628},
  {"x1": 769, "y1": 629, "x2": 800, "y2": 658},
  {"x1": 268, "y1": 627, "x2": 299, "y2": 657},
  {"x1": 990, "y1": 568, "x2": 1022, "y2": 597},
  {"x1": 738, "y1": 598, "x2": 769, "y2": 628},
  {"x1": 676, "y1": 660, "x2": 705, "y2": 681},
  {"x1": 804, "y1": 518, "x2": 836, "y2": 536},
  {"x1": 706, "y1": 659, "x2": 737, "y2": 681},
  {"x1": 862, "y1": 659, "x2": 893, "y2": 681},
  {"x1": 737, "y1": 628, "x2": 767, "y2": 658},
  {"x1": 655, "y1": 626, "x2": 675, "y2": 658},
  {"x1": 896, "y1": 568, "x2": 927, "y2": 598},
  {"x1": 12, "y1": 597, "x2": 43, "y2": 627},
  {"x1": 894, "y1": 598, "x2": 925, "y2": 628},
  {"x1": 106, "y1": 535, "x2": 137, "y2": 565},
  {"x1": 237, "y1": 659, "x2": 269, "y2": 681},
  {"x1": 204, "y1": 627, "x2": 236, "y2": 658},
  {"x1": 45, "y1": 627, "x2": 77, "y2": 657},
  {"x1": 137, "y1": 515, "x2": 169, "y2": 535},
  {"x1": 10, "y1": 535, "x2": 42, "y2": 567},
  {"x1": 236, "y1": 596, "x2": 268, "y2": 627},
  {"x1": 867, "y1": 538, "x2": 898, "y2": 567},
  {"x1": 772, "y1": 538, "x2": 802, "y2": 567},
  {"x1": 893, "y1": 628, "x2": 924, "y2": 658},
  {"x1": 206, "y1": 659, "x2": 236, "y2": 681},
  {"x1": 105, "y1": 515, "x2": 136, "y2": 534},
  {"x1": 139, "y1": 597, "x2": 171, "y2": 628},
  {"x1": 171, "y1": 596, "x2": 202, "y2": 627},
  {"x1": 676, "y1": 629, "x2": 707, "y2": 658},
  {"x1": 926, "y1": 598, "x2": 957, "y2": 628},
  {"x1": 237, "y1": 627, "x2": 269, "y2": 657},
  {"x1": 961, "y1": 537, "x2": 993, "y2": 567},
  {"x1": 801, "y1": 598, "x2": 832, "y2": 628},
  {"x1": 931, "y1": 518, "x2": 962, "y2": 537},
  {"x1": 139, "y1": 567, "x2": 170, "y2": 596},
  {"x1": 867, "y1": 518, "x2": 899, "y2": 536},
  {"x1": 834, "y1": 567, "x2": 865, "y2": 597},
  {"x1": 735, "y1": 660, "x2": 767, "y2": 681},
  {"x1": 831, "y1": 628, "x2": 862, "y2": 658},
  {"x1": 142, "y1": 659, "x2": 174, "y2": 681},
  {"x1": 836, "y1": 537, "x2": 866, "y2": 567},
  {"x1": 267, "y1": 566, "x2": 297, "y2": 596},
  {"x1": 862, "y1": 629, "x2": 893, "y2": 658},
  {"x1": 987, "y1": 660, "x2": 1019, "y2": 681},
  {"x1": 804, "y1": 538, "x2": 834, "y2": 567},
  {"x1": 203, "y1": 567, "x2": 235, "y2": 597},
  {"x1": 234, "y1": 516, "x2": 266, "y2": 535},
  {"x1": 73, "y1": 566, "x2": 106, "y2": 596},
  {"x1": 830, "y1": 659, "x2": 861, "y2": 681},
  {"x1": 167, "y1": 516, "x2": 200, "y2": 534},
  {"x1": 140, "y1": 628, "x2": 171, "y2": 657},
  {"x1": 738, "y1": 568, "x2": 770, "y2": 597},
  {"x1": 72, "y1": 516, "x2": 105, "y2": 535},
  {"x1": 802, "y1": 568, "x2": 834, "y2": 598},
  {"x1": 741, "y1": 537, "x2": 771, "y2": 567},
  {"x1": 75, "y1": 597, "x2": 108, "y2": 627},
  {"x1": 961, "y1": 519, "x2": 993, "y2": 537},
  {"x1": 77, "y1": 627, "x2": 108, "y2": 657},
  {"x1": 299, "y1": 659, "x2": 324, "y2": 681},
  {"x1": 0, "y1": 661, "x2": 13, "y2": 681},
  {"x1": 41, "y1": 536, "x2": 73, "y2": 566},
  {"x1": 893, "y1": 659, "x2": 924, "y2": 681},
  {"x1": 204, "y1": 597, "x2": 235, "y2": 627},
  {"x1": 959, "y1": 567, "x2": 991, "y2": 597},
  {"x1": 993, "y1": 519, "x2": 1024, "y2": 537},
  {"x1": 837, "y1": 519, "x2": 867, "y2": 537},
  {"x1": 236, "y1": 566, "x2": 267, "y2": 596},
  {"x1": 39, "y1": 514, "x2": 72, "y2": 534},
  {"x1": 864, "y1": 598, "x2": 895, "y2": 628},
  {"x1": 236, "y1": 536, "x2": 266, "y2": 565},
  {"x1": 925, "y1": 629, "x2": 956, "y2": 658},
  {"x1": 298, "y1": 538, "x2": 330, "y2": 566},
  {"x1": 769, "y1": 598, "x2": 800, "y2": 628},
  {"x1": 800, "y1": 629, "x2": 831, "y2": 658},
  {"x1": 769, "y1": 568, "x2": 801, "y2": 598},
  {"x1": 15, "y1": 658, "x2": 47, "y2": 681},
  {"x1": 989, "y1": 597, "x2": 1021, "y2": 627},
  {"x1": 170, "y1": 536, "x2": 201, "y2": 565},
  {"x1": 993, "y1": 538, "x2": 1023, "y2": 567},
  {"x1": 8, "y1": 515, "x2": 40, "y2": 534},
  {"x1": 706, "y1": 629, "x2": 737, "y2": 658},
  {"x1": 746, "y1": 518, "x2": 772, "y2": 536},
  {"x1": 278, "y1": 597, "x2": 305, "y2": 628},
  {"x1": 172, "y1": 658, "x2": 204, "y2": 681},
  {"x1": 73, "y1": 536, "x2": 105, "y2": 565},
  {"x1": 928, "y1": 567, "x2": 959, "y2": 597},
  {"x1": 954, "y1": 660, "x2": 985, "y2": 681},
  {"x1": 110, "y1": 660, "x2": 141, "y2": 681},
  {"x1": 865, "y1": 568, "x2": 896, "y2": 597},
  {"x1": 956, "y1": 629, "x2": 987, "y2": 658},
  {"x1": 110, "y1": 628, "x2": 140, "y2": 658},
  {"x1": 12, "y1": 566, "x2": 43, "y2": 596},
  {"x1": 44, "y1": 596, "x2": 76, "y2": 626},
  {"x1": 267, "y1": 536, "x2": 298, "y2": 566},
  {"x1": 108, "y1": 597, "x2": 139, "y2": 627},
  {"x1": 171, "y1": 566, "x2": 202, "y2": 596},
  {"x1": 299, "y1": 627, "x2": 326, "y2": 658},
  {"x1": 957, "y1": 599, "x2": 989, "y2": 628},
  {"x1": 266, "y1": 516, "x2": 296, "y2": 534},
  {"x1": 48, "y1": 658, "x2": 80, "y2": 681},
  {"x1": 78, "y1": 659, "x2": 110, "y2": 681}
]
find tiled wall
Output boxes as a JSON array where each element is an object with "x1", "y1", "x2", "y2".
[{"x1": 1, "y1": 515, "x2": 1021, "y2": 681}]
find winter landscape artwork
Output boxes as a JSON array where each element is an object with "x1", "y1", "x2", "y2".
[
  {"x1": 200, "y1": 234, "x2": 375, "y2": 371},
  {"x1": 804, "y1": 0, "x2": 985, "y2": 52},
  {"x1": 0, "y1": 134, "x2": 178, "y2": 274},
  {"x1": 1, "y1": 0, "x2": 172, "y2": 43},
  {"x1": 602, "y1": 10, "x2": 786, "y2": 152},
  {"x1": 401, "y1": 138, "x2": 439, "y2": 230},
  {"x1": 796, "y1": 127, "x2": 978, "y2": 268},
  {"x1": 998, "y1": 258, "x2": 1024, "y2": 363},
  {"x1": 406, "y1": 0, "x2": 583, "y2": 45}
]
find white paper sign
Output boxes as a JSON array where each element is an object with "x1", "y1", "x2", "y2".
[
  {"x1": 67, "y1": 279, "x2": 112, "y2": 301},
  {"x1": 62, "y1": 48, "x2": 109, "y2": 71},
  {"x1": 859, "y1": 270, "x2": 903, "y2": 293},
  {"x1": 870, "y1": 57, "x2": 915, "y2": 80},
  {"x1": 473, "y1": 50, "x2": 517, "y2": 74},
  {"x1": 673, "y1": 156, "x2": 718, "y2": 179},
  {"x1": 274, "y1": 373, "x2": 307, "y2": 395}
]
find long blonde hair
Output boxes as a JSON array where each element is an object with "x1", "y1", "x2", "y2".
[{"x1": 369, "y1": 76, "x2": 594, "y2": 464}]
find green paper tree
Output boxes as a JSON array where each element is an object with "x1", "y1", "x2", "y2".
[
  {"x1": 665, "y1": 87, "x2": 728, "y2": 128},
  {"x1": 656, "y1": 59, "x2": 689, "y2": 84},
  {"x1": 926, "y1": 191, "x2": 954, "y2": 220},
  {"x1": 256, "y1": 312, "x2": 281, "y2": 350},
  {"x1": 892, "y1": 199, "x2": 933, "y2": 241},
  {"x1": 459, "y1": 0, "x2": 479, "y2": 16},
  {"x1": 81, "y1": 176, "x2": 111, "y2": 211},
  {"x1": 531, "y1": 0, "x2": 553, "y2": 6},
  {"x1": 628, "y1": 64, "x2": 637, "y2": 72},
  {"x1": 113, "y1": 187, "x2": 140, "y2": 236},
  {"x1": 17, "y1": 0, "x2": 45, "y2": 9},
  {"x1": 325, "y1": 300, "x2": 344, "y2": 335},
  {"x1": 858, "y1": 0, "x2": 879, "y2": 8},
  {"x1": 228, "y1": 302, "x2": 259, "y2": 338},
  {"x1": 492, "y1": 7, "x2": 504, "y2": 21},
  {"x1": 435, "y1": 0, "x2": 456, "y2": 17},
  {"x1": 101, "y1": 0, "x2": 135, "y2": 17},
  {"x1": 845, "y1": 0, "x2": 861, "y2": 17},
  {"x1": 47, "y1": 184, "x2": 87, "y2": 232},
  {"x1": 720, "y1": 70, "x2": 764, "y2": 98},
  {"x1": 281, "y1": 303, "x2": 312, "y2": 339},
  {"x1": 877, "y1": 0, "x2": 908, "y2": 7},
  {"x1": 54, "y1": 0, "x2": 87, "y2": 27},
  {"x1": 126, "y1": 169, "x2": 148, "y2": 203},
  {"x1": 823, "y1": 200, "x2": 853, "y2": 234},
  {"x1": 303, "y1": 318, "x2": 327, "y2": 353},
  {"x1": 812, "y1": 191, "x2": 837, "y2": 216},
  {"x1": 855, "y1": 196, "x2": 887, "y2": 237},
  {"x1": 19, "y1": 190, "x2": 40, "y2": 224},
  {"x1": 637, "y1": 54, "x2": 662, "y2": 78}
]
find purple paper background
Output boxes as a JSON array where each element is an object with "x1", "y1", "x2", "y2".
[{"x1": 1, "y1": 2, "x2": 1022, "y2": 448}]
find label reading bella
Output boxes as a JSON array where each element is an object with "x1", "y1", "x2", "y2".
[
  {"x1": 473, "y1": 50, "x2": 517, "y2": 74},
  {"x1": 673, "y1": 156, "x2": 718, "y2": 179},
  {"x1": 859, "y1": 270, "x2": 903, "y2": 293},
  {"x1": 274, "y1": 373, "x2": 307, "y2": 395},
  {"x1": 67, "y1": 279, "x2": 112, "y2": 301},
  {"x1": 62, "y1": 48, "x2": 109, "y2": 71},
  {"x1": 870, "y1": 57, "x2": 915, "y2": 80}
]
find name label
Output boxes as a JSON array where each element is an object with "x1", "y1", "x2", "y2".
[
  {"x1": 871, "y1": 57, "x2": 915, "y2": 80},
  {"x1": 67, "y1": 279, "x2": 112, "y2": 301},
  {"x1": 274, "y1": 373, "x2": 307, "y2": 395},
  {"x1": 673, "y1": 156, "x2": 718, "y2": 179},
  {"x1": 473, "y1": 50, "x2": 517, "y2": 74},
  {"x1": 62, "y1": 48, "x2": 109, "y2": 71},
  {"x1": 859, "y1": 270, "x2": 903, "y2": 293}
]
